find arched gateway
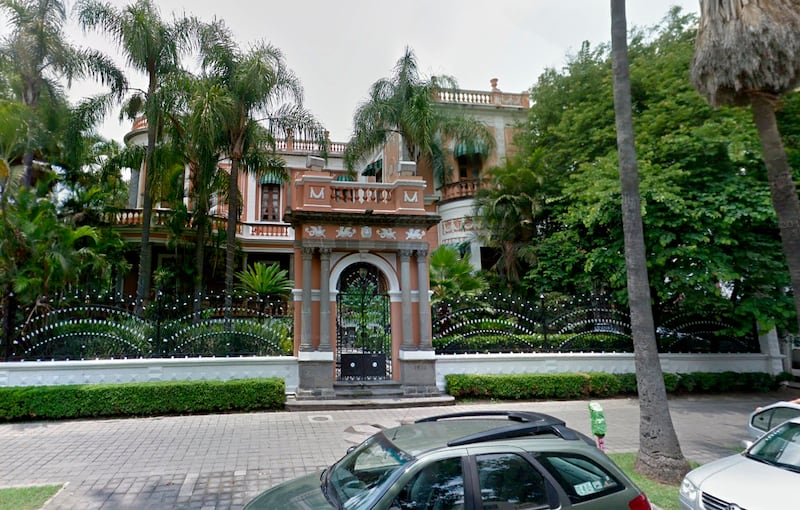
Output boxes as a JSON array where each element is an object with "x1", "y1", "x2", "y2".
[
  {"x1": 336, "y1": 262, "x2": 392, "y2": 381},
  {"x1": 285, "y1": 174, "x2": 441, "y2": 399}
]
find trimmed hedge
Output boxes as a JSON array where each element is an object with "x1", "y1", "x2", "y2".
[
  {"x1": 0, "y1": 378, "x2": 285, "y2": 422},
  {"x1": 445, "y1": 371, "x2": 784, "y2": 400}
]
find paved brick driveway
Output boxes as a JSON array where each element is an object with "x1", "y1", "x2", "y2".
[{"x1": 1, "y1": 390, "x2": 798, "y2": 509}]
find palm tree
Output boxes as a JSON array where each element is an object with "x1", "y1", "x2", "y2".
[
  {"x1": 162, "y1": 72, "x2": 227, "y2": 316},
  {"x1": 77, "y1": 0, "x2": 193, "y2": 313},
  {"x1": 0, "y1": 0, "x2": 125, "y2": 187},
  {"x1": 198, "y1": 25, "x2": 324, "y2": 310},
  {"x1": 475, "y1": 163, "x2": 542, "y2": 288},
  {"x1": 344, "y1": 47, "x2": 494, "y2": 186},
  {"x1": 428, "y1": 245, "x2": 487, "y2": 307},
  {"x1": 691, "y1": 0, "x2": 800, "y2": 333},
  {"x1": 610, "y1": 0, "x2": 690, "y2": 484},
  {"x1": 235, "y1": 262, "x2": 293, "y2": 314}
]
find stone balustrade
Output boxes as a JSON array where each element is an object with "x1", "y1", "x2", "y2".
[
  {"x1": 435, "y1": 88, "x2": 530, "y2": 108},
  {"x1": 439, "y1": 178, "x2": 485, "y2": 202},
  {"x1": 273, "y1": 138, "x2": 346, "y2": 154},
  {"x1": 293, "y1": 175, "x2": 428, "y2": 214},
  {"x1": 104, "y1": 209, "x2": 293, "y2": 239}
]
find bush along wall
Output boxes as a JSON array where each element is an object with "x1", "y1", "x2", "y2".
[
  {"x1": 0, "y1": 378, "x2": 285, "y2": 422},
  {"x1": 444, "y1": 371, "x2": 786, "y2": 400}
]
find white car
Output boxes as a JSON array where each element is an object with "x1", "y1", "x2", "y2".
[
  {"x1": 747, "y1": 400, "x2": 800, "y2": 441},
  {"x1": 679, "y1": 416, "x2": 800, "y2": 510}
]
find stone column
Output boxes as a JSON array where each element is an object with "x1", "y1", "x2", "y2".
[
  {"x1": 319, "y1": 248, "x2": 332, "y2": 350},
  {"x1": 300, "y1": 247, "x2": 314, "y2": 351},
  {"x1": 399, "y1": 249, "x2": 414, "y2": 349},
  {"x1": 416, "y1": 249, "x2": 432, "y2": 349}
]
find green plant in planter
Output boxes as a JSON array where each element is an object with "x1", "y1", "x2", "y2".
[{"x1": 235, "y1": 263, "x2": 292, "y2": 313}]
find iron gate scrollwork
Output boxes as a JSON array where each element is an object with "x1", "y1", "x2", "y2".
[{"x1": 336, "y1": 263, "x2": 391, "y2": 380}]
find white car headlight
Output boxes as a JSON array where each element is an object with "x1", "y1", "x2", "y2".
[{"x1": 679, "y1": 477, "x2": 698, "y2": 503}]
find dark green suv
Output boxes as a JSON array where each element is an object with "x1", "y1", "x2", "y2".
[{"x1": 244, "y1": 410, "x2": 652, "y2": 510}]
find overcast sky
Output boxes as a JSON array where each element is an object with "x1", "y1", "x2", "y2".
[{"x1": 47, "y1": 0, "x2": 700, "y2": 145}]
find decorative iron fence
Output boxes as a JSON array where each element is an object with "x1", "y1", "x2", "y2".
[
  {"x1": 1, "y1": 290, "x2": 765, "y2": 361},
  {"x1": 2, "y1": 291, "x2": 293, "y2": 361},
  {"x1": 432, "y1": 292, "x2": 760, "y2": 354}
]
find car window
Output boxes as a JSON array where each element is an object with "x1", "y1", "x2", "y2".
[
  {"x1": 476, "y1": 453, "x2": 550, "y2": 509},
  {"x1": 331, "y1": 435, "x2": 413, "y2": 509},
  {"x1": 392, "y1": 458, "x2": 465, "y2": 510},
  {"x1": 535, "y1": 453, "x2": 623, "y2": 504},
  {"x1": 748, "y1": 422, "x2": 800, "y2": 469},
  {"x1": 752, "y1": 407, "x2": 800, "y2": 433}
]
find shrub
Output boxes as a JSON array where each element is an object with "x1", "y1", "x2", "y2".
[
  {"x1": 0, "y1": 378, "x2": 285, "y2": 422},
  {"x1": 444, "y1": 371, "x2": 781, "y2": 400}
]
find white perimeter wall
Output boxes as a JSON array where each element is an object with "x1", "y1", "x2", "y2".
[
  {"x1": 0, "y1": 357, "x2": 300, "y2": 393},
  {"x1": 0, "y1": 352, "x2": 784, "y2": 393}
]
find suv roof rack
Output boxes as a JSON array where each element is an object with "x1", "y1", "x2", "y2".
[
  {"x1": 416, "y1": 410, "x2": 564, "y2": 425},
  {"x1": 416, "y1": 410, "x2": 582, "y2": 447}
]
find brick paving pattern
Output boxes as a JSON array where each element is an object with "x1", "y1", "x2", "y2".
[{"x1": 1, "y1": 390, "x2": 798, "y2": 509}]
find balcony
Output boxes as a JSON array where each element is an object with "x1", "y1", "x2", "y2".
[
  {"x1": 292, "y1": 174, "x2": 429, "y2": 215},
  {"x1": 434, "y1": 88, "x2": 529, "y2": 109},
  {"x1": 439, "y1": 178, "x2": 485, "y2": 203},
  {"x1": 103, "y1": 209, "x2": 293, "y2": 240}
]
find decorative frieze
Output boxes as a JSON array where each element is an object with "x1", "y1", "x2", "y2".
[
  {"x1": 336, "y1": 226, "x2": 356, "y2": 238},
  {"x1": 304, "y1": 225, "x2": 326, "y2": 238},
  {"x1": 406, "y1": 228, "x2": 425, "y2": 240},
  {"x1": 377, "y1": 227, "x2": 396, "y2": 240}
]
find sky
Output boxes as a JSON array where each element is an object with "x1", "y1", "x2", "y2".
[{"x1": 46, "y1": 0, "x2": 700, "y2": 145}]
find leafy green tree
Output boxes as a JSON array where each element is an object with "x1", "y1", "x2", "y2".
[
  {"x1": 610, "y1": 0, "x2": 689, "y2": 484},
  {"x1": 0, "y1": 0, "x2": 125, "y2": 187},
  {"x1": 691, "y1": 0, "x2": 800, "y2": 333},
  {"x1": 77, "y1": 0, "x2": 194, "y2": 313},
  {"x1": 344, "y1": 47, "x2": 494, "y2": 186},
  {"x1": 504, "y1": 8, "x2": 792, "y2": 332},
  {"x1": 0, "y1": 176, "x2": 113, "y2": 341},
  {"x1": 197, "y1": 23, "x2": 323, "y2": 311}
]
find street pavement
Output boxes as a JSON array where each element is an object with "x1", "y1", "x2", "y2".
[{"x1": 2, "y1": 388, "x2": 799, "y2": 509}]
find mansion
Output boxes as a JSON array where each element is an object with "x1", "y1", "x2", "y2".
[{"x1": 117, "y1": 79, "x2": 530, "y2": 398}]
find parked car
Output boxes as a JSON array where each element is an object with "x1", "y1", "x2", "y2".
[
  {"x1": 679, "y1": 416, "x2": 800, "y2": 510},
  {"x1": 746, "y1": 399, "x2": 800, "y2": 441},
  {"x1": 244, "y1": 410, "x2": 652, "y2": 509}
]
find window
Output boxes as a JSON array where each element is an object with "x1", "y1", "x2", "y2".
[
  {"x1": 457, "y1": 154, "x2": 482, "y2": 180},
  {"x1": 261, "y1": 183, "x2": 280, "y2": 221},
  {"x1": 393, "y1": 458, "x2": 464, "y2": 510},
  {"x1": 476, "y1": 453, "x2": 551, "y2": 509},
  {"x1": 536, "y1": 453, "x2": 622, "y2": 504},
  {"x1": 751, "y1": 407, "x2": 800, "y2": 434}
]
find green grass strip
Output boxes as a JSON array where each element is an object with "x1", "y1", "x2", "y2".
[{"x1": 0, "y1": 485, "x2": 62, "y2": 510}]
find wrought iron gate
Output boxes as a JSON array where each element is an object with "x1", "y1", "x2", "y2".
[{"x1": 336, "y1": 263, "x2": 391, "y2": 380}]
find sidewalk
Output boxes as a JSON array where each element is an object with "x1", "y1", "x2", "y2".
[{"x1": 1, "y1": 389, "x2": 797, "y2": 509}]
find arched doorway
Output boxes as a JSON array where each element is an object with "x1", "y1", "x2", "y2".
[{"x1": 336, "y1": 262, "x2": 391, "y2": 381}]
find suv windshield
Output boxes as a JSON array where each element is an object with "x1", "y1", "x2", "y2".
[
  {"x1": 747, "y1": 422, "x2": 800, "y2": 472},
  {"x1": 325, "y1": 434, "x2": 414, "y2": 509}
]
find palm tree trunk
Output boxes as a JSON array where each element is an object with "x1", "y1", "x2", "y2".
[
  {"x1": 224, "y1": 156, "x2": 240, "y2": 319},
  {"x1": 751, "y1": 93, "x2": 800, "y2": 333},
  {"x1": 22, "y1": 151, "x2": 34, "y2": 189},
  {"x1": 193, "y1": 211, "x2": 207, "y2": 321},
  {"x1": 1, "y1": 288, "x2": 16, "y2": 361},
  {"x1": 610, "y1": 0, "x2": 689, "y2": 484},
  {"x1": 134, "y1": 119, "x2": 156, "y2": 316}
]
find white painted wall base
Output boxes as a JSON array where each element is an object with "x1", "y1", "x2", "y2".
[
  {"x1": 0, "y1": 352, "x2": 783, "y2": 395},
  {"x1": 0, "y1": 357, "x2": 300, "y2": 394}
]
